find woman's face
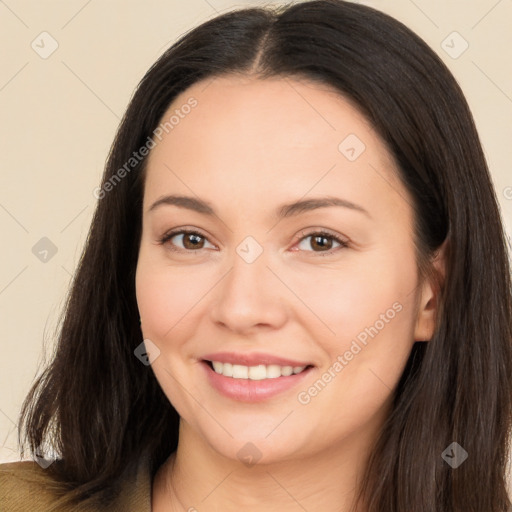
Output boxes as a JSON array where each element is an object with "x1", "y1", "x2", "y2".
[{"x1": 135, "y1": 75, "x2": 438, "y2": 465}]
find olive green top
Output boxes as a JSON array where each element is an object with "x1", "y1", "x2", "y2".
[{"x1": 0, "y1": 456, "x2": 152, "y2": 511}]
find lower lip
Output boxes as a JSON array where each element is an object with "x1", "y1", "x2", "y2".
[{"x1": 200, "y1": 361, "x2": 314, "y2": 402}]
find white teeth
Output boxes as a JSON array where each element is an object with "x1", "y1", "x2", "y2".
[
  {"x1": 248, "y1": 365, "x2": 266, "y2": 380},
  {"x1": 209, "y1": 361, "x2": 307, "y2": 379},
  {"x1": 281, "y1": 366, "x2": 293, "y2": 376},
  {"x1": 232, "y1": 364, "x2": 248, "y2": 379},
  {"x1": 266, "y1": 364, "x2": 282, "y2": 379},
  {"x1": 222, "y1": 362, "x2": 233, "y2": 377}
]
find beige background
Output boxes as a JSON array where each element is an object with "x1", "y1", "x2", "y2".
[{"x1": 1, "y1": 0, "x2": 511, "y2": 490}]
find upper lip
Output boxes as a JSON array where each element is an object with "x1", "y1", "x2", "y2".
[{"x1": 202, "y1": 352, "x2": 313, "y2": 367}]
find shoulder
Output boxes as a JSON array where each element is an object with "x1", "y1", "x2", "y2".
[
  {"x1": 0, "y1": 456, "x2": 153, "y2": 512},
  {"x1": 0, "y1": 460, "x2": 68, "y2": 511}
]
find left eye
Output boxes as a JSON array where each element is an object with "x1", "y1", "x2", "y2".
[{"x1": 296, "y1": 231, "x2": 348, "y2": 253}]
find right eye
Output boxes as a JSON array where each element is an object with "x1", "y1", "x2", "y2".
[{"x1": 159, "y1": 229, "x2": 216, "y2": 253}]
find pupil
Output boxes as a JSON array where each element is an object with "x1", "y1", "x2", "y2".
[
  {"x1": 313, "y1": 235, "x2": 331, "y2": 251},
  {"x1": 186, "y1": 234, "x2": 202, "y2": 249}
]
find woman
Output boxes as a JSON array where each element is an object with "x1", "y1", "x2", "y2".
[{"x1": 1, "y1": 1, "x2": 511, "y2": 510}]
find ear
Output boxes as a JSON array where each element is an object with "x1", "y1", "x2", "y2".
[{"x1": 414, "y1": 238, "x2": 448, "y2": 342}]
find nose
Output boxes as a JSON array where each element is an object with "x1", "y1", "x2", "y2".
[{"x1": 209, "y1": 247, "x2": 289, "y2": 335}]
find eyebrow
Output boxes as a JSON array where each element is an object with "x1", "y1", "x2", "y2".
[{"x1": 147, "y1": 194, "x2": 371, "y2": 219}]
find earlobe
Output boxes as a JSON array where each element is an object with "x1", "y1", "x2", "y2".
[{"x1": 413, "y1": 238, "x2": 449, "y2": 341}]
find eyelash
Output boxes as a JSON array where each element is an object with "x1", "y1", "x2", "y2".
[{"x1": 158, "y1": 228, "x2": 349, "y2": 255}]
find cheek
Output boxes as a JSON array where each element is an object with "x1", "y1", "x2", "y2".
[
  {"x1": 135, "y1": 245, "x2": 173, "y2": 337},
  {"x1": 136, "y1": 283, "x2": 176, "y2": 343},
  {"x1": 290, "y1": 250, "x2": 419, "y2": 419},
  {"x1": 290, "y1": 248, "x2": 419, "y2": 346},
  {"x1": 294, "y1": 249, "x2": 419, "y2": 416},
  {"x1": 135, "y1": 250, "x2": 215, "y2": 342}
]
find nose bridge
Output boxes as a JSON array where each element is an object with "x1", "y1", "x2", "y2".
[
  {"x1": 209, "y1": 237, "x2": 287, "y2": 331},
  {"x1": 225, "y1": 240, "x2": 274, "y2": 308}
]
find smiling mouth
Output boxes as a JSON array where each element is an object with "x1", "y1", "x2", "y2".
[{"x1": 203, "y1": 360, "x2": 314, "y2": 380}]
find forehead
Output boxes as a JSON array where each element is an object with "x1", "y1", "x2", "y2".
[
  {"x1": 150, "y1": 74, "x2": 384, "y2": 162},
  {"x1": 143, "y1": 75, "x2": 410, "y2": 223}
]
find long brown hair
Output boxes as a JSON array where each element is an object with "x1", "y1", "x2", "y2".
[{"x1": 18, "y1": 1, "x2": 512, "y2": 510}]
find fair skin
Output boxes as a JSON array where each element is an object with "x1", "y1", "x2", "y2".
[{"x1": 135, "y1": 74, "x2": 444, "y2": 512}]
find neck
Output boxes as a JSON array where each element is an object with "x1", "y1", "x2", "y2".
[{"x1": 154, "y1": 420, "x2": 379, "y2": 512}]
